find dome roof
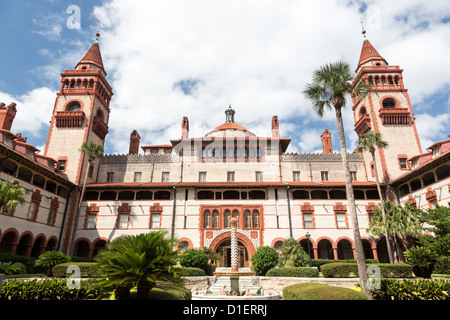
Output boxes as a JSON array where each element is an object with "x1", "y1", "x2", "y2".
[{"x1": 205, "y1": 122, "x2": 255, "y2": 138}]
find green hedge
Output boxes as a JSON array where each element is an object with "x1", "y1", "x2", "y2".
[
  {"x1": 320, "y1": 263, "x2": 413, "y2": 278},
  {"x1": 371, "y1": 278, "x2": 450, "y2": 300},
  {"x1": 434, "y1": 256, "x2": 450, "y2": 275},
  {"x1": 179, "y1": 267, "x2": 206, "y2": 277},
  {"x1": 146, "y1": 284, "x2": 191, "y2": 300},
  {"x1": 0, "y1": 279, "x2": 102, "y2": 300},
  {"x1": 52, "y1": 262, "x2": 100, "y2": 278},
  {"x1": 309, "y1": 259, "x2": 379, "y2": 268},
  {"x1": 266, "y1": 267, "x2": 319, "y2": 278},
  {"x1": 283, "y1": 283, "x2": 368, "y2": 300}
]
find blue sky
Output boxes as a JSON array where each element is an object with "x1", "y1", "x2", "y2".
[{"x1": 0, "y1": 0, "x2": 449, "y2": 155}]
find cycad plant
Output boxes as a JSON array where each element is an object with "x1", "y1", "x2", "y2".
[
  {"x1": 35, "y1": 251, "x2": 70, "y2": 277},
  {"x1": 95, "y1": 231, "x2": 180, "y2": 300},
  {"x1": 0, "y1": 261, "x2": 27, "y2": 275},
  {"x1": 278, "y1": 237, "x2": 309, "y2": 268}
]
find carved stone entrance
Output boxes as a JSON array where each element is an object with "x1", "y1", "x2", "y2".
[{"x1": 217, "y1": 240, "x2": 249, "y2": 268}]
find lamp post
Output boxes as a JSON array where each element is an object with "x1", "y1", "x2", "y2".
[{"x1": 305, "y1": 232, "x2": 312, "y2": 267}]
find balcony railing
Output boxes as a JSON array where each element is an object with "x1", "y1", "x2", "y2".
[
  {"x1": 379, "y1": 108, "x2": 412, "y2": 125},
  {"x1": 354, "y1": 114, "x2": 371, "y2": 136},
  {"x1": 92, "y1": 115, "x2": 109, "y2": 139},
  {"x1": 55, "y1": 111, "x2": 85, "y2": 128}
]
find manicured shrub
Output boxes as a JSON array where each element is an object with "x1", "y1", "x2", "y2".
[
  {"x1": 266, "y1": 267, "x2": 319, "y2": 277},
  {"x1": 283, "y1": 283, "x2": 368, "y2": 300},
  {"x1": 0, "y1": 279, "x2": 102, "y2": 300},
  {"x1": 371, "y1": 278, "x2": 450, "y2": 300},
  {"x1": 320, "y1": 263, "x2": 358, "y2": 278},
  {"x1": 146, "y1": 284, "x2": 191, "y2": 300},
  {"x1": 35, "y1": 251, "x2": 70, "y2": 277},
  {"x1": 52, "y1": 262, "x2": 100, "y2": 278},
  {"x1": 204, "y1": 263, "x2": 217, "y2": 276},
  {"x1": 320, "y1": 263, "x2": 413, "y2": 278},
  {"x1": 0, "y1": 262, "x2": 26, "y2": 275},
  {"x1": 434, "y1": 256, "x2": 450, "y2": 275},
  {"x1": 179, "y1": 267, "x2": 206, "y2": 276},
  {"x1": 405, "y1": 246, "x2": 438, "y2": 278},
  {"x1": 309, "y1": 259, "x2": 379, "y2": 268},
  {"x1": 179, "y1": 249, "x2": 209, "y2": 270},
  {"x1": 250, "y1": 246, "x2": 279, "y2": 276}
]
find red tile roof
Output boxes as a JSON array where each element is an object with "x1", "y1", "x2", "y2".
[
  {"x1": 78, "y1": 42, "x2": 104, "y2": 69},
  {"x1": 357, "y1": 39, "x2": 386, "y2": 69}
]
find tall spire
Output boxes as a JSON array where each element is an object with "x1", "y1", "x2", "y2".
[
  {"x1": 75, "y1": 30, "x2": 104, "y2": 70},
  {"x1": 356, "y1": 39, "x2": 387, "y2": 71}
]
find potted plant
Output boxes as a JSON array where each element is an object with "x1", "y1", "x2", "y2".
[{"x1": 404, "y1": 246, "x2": 438, "y2": 278}]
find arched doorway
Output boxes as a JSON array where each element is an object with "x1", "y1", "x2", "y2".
[
  {"x1": 337, "y1": 239, "x2": 354, "y2": 260},
  {"x1": 216, "y1": 240, "x2": 249, "y2": 268}
]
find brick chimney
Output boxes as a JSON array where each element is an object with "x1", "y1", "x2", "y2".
[
  {"x1": 129, "y1": 130, "x2": 140, "y2": 155},
  {"x1": 0, "y1": 102, "x2": 17, "y2": 131},
  {"x1": 321, "y1": 129, "x2": 333, "y2": 154},
  {"x1": 271, "y1": 115, "x2": 280, "y2": 138},
  {"x1": 181, "y1": 116, "x2": 189, "y2": 139}
]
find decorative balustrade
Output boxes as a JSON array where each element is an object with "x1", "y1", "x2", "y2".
[
  {"x1": 92, "y1": 115, "x2": 109, "y2": 139},
  {"x1": 354, "y1": 114, "x2": 371, "y2": 136},
  {"x1": 379, "y1": 108, "x2": 412, "y2": 125},
  {"x1": 55, "y1": 111, "x2": 85, "y2": 128}
]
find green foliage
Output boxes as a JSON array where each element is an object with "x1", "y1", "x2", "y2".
[
  {"x1": 308, "y1": 258, "x2": 379, "y2": 268},
  {"x1": 95, "y1": 231, "x2": 180, "y2": 300},
  {"x1": 434, "y1": 256, "x2": 450, "y2": 275},
  {"x1": 0, "y1": 279, "x2": 102, "y2": 300},
  {"x1": 405, "y1": 246, "x2": 439, "y2": 278},
  {"x1": 371, "y1": 278, "x2": 450, "y2": 300},
  {"x1": 0, "y1": 262, "x2": 26, "y2": 275},
  {"x1": 52, "y1": 262, "x2": 100, "y2": 278},
  {"x1": 204, "y1": 263, "x2": 217, "y2": 276},
  {"x1": 278, "y1": 238, "x2": 309, "y2": 268},
  {"x1": 265, "y1": 267, "x2": 319, "y2": 278},
  {"x1": 35, "y1": 251, "x2": 70, "y2": 276},
  {"x1": 202, "y1": 247, "x2": 219, "y2": 264},
  {"x1": 179, "y1": 249, "x2": 209, "y2": 270},
  {"x1": 419, "y1": 205, "x2": 450, "y2": 257},
  {"x1": 110, "y1": 284, "x2": 191, "y2": 300},
  {"x1": 0, "y1": 180, "x2": 25, "y2": 213},
  {"x1": 320, "y1": 263, "x2": 413, "y2": 278},
  {"x1": 283, "y1": 283, "x2": 368, "y2": 300},
  {"x1": 79, "y1": 141, "x2": 104, "y2": 161},
  {"x1": 250, "y1": 246, "x2": 279, "y2": 276},
  {"x1": 178, "y1": 267, "x2": 206, "y2": 277}
]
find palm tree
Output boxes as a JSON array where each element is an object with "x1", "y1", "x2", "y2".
[
  {"x1": 303, "y1": 61, "x2": 371, "y2": 297},
  {"x1": 357, "y1": 131, "x2": 394, "y2": 263},
  {"x1": 0, "y1": 180, "x2": 25, "y2": 214},
  {"x1": 95, "y1": 231, "x2": 180, "y2": 300},
  {"x1": 69, "y1": 141, "x2": 104, "y2": 256},
  {"x1": 368, "y1": 201, "x2": 422, "y2": 262}
]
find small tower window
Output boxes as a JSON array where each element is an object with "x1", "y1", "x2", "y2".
[{"x1": 382, "y1": 98, "x2": 396, "y2": 108}]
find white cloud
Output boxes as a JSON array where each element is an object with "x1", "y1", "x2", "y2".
[
  {"x1": 0, "y1": 87, "x2": 55, "y2": 137},
  {"x1": 3, "y1": 0, "x2": 448, "y2": 156},
  {"x1": 415, "y1": 112, "x2": 450, "y2": 149}
]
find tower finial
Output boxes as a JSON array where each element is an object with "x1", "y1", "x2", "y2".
[
  {"x1": 95, "y1": 29, "x2": 101, "y2": 43},
  {"x1": 360, "y1": 20, "x2": 367, "y2": 38}
]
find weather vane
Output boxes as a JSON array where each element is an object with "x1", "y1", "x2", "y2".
[{"x1": 360, "y1": 20, "x2": 367, "y2": 38}]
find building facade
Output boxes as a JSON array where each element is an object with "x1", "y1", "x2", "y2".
[{"x1": 0, "y1": 37, "x2": 449, "y2": 266}]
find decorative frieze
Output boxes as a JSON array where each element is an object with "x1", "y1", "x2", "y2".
[{"x1": 282, "y1": 152, "x2": 363, "y2": 162}]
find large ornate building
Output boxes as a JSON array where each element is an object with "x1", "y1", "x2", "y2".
[{"x1": 0, "y1": 36, "x2": 449, "y2": 266}]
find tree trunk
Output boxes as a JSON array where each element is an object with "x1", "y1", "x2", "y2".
[
  {"x1": 68, "y1": 159, "x2": 91, "y2": 256},
  {"x1": 335, "y1": 107, "x2": 371, "y2": 299},
  {"x1": 136, "y1": 280, "x2": 153, "y2": 300},
  {"x1": 370, "y1": 151, "x2": 394, "y2": 264}
]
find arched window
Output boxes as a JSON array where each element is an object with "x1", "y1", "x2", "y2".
[
  {"x1": 224, "y1": 210, "x2": 231, "y2": 228},
  {"x1": 212, "y1": 210, "x2": 219, "y2": 228},
  {"x1": 359, "y1": 106, "x2": 367, "y2": 117},
  {"x1": 382, "y1": 98, "x2": 396, "y2": 108},
  {"x1": 232, "y1": 209, "x2": 239, "y2": 227},
  {"x1": 203, "y1": 210, "x2": 211, "y2": 228},
  {"x1": 67, "y1": 102, "x2": 81, "y2": 112},
  {"x1": 252, "y1": 210, "x2": 260, "y2": 228},
  {"x1": 244, "y1": 210, "x2": 251, "y2": 228}
]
